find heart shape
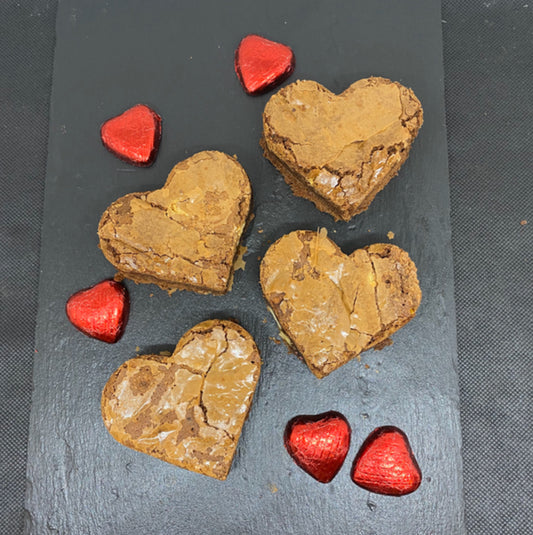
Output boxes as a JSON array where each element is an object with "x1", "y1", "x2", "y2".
[
  {"x1": 65, "y1": 279, "x2": 129, "y2": 343},
  {"x1": 284, "y1": 411, "x2": 351, "y2": 483},
  {"x1": 351, "y1": 426, "x2": 422, "y2": 496},
  {"x1": 101, "y1": 320, "x2": 261, "y2": 480},
  {"x1": 98, "y1": 151, "x2": 252, "y2": 294},
  {"x1": 260, "y1": 230, "x2": 421, "y2": 378},
  {"x1": 100, "y1": 103, "x2": 162, "y2": 167},
  {"x1": 235, "y1": 34, "x2": 295, "y2": 95},
  {"x1": 261, "y1": 77, "x2": 423, "y2": 221}
]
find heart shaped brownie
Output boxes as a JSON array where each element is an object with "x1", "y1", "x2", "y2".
[
  {"x1": 261, "y1": 77, "x2": 423, "y2": 221},
  {"x1": 260, "y1": 230, "x2": 421, "y2": 378},
  {"x1": 101, "y1": 320, "x2": 261, "y2": 480},
  {"x1": 98, "y1": 151, "x2": 252, "y2": 294}
]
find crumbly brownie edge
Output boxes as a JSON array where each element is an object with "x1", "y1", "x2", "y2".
[{"x1": 260, "y1": 137, "x2": 348, "y2": 221}]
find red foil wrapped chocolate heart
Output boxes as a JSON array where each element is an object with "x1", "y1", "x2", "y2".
[
  {"x1": 351, "y1": 426, "x2": 422, "y2": 496},
  {"x1": 66, "y1": 280, "x2": 129, "y2": 343},
  {"x1": 100, "y1": 103, "x2": 161, "y2": 166},
  {"x1": 234, "y1": 34, "x2": 295, "y2": 95},
  {"x1": 284, "y1": 411, "x2": 351, "y2": 483}
]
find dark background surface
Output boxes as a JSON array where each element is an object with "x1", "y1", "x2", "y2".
[{"x1": 0, "y1": 0, "x2": 531, "y2": 534}]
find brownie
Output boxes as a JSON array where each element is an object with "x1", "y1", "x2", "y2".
[
  {"x1": 98, "y1": 151, "x2": 252, "y2": 294},
  {"x1": 260, "y1": 230, "x2": 422, "y2": 378},
  {"x1": 261, "y1": 77, "x2": 423, "y2": 221},
  {"x1": 101, "y1": 319, "x2": 261, "y2": 480}
]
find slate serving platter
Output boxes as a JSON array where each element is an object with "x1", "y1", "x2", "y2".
[{"x1": 25, "y1": 1, "x2": 464, "y2": 533}]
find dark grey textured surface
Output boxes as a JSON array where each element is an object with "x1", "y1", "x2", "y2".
[
  {"x1": 24, "y1": 0, "x2": 463, "y2": 534},
  {"x1": 0, "y1": 2, "x2": 57, "y2": 535},
  {"x1": 2, "y1": 1, "x2": 530, "y2": 534},
  {"x1": 442, "y1": 1, "x2": 533, "y2": 533}
]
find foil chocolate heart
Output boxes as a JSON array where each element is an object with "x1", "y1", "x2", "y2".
[
  {"x1": 351, "y1": 426, "x2": 422, "y2": 496},
  {"x1": 100, "y1": 103, "x2": 161, "y2": 166},
  {"x1": 66, "y1": 279, "x2": 129, "y2": 343},
  {"x1": 284, "y1": 411, "x2": 351, "y2": 483},
  {"x1": 235, "y1": 34, "x2": 295, "y2": 95}
]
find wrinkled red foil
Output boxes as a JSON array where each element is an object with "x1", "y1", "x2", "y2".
[
  {"x1": 235, "y1": 34, "x2": 295, "y2": 95},
  {"x1": 351, "y1": 426, "x2": 422, "y2": 496},
  {"x1": 100, "y1": 103, "x2": 161, "y2": 166},
  {"x1": 284, "y1": 411, "x2": 351, "y2": 483},
  {"x1": 66, "y1": 280, "x2": 129, "y2": 344}
]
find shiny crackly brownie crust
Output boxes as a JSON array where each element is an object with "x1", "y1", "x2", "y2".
[
  {"x1": 260, "y1": 230, "x2": 421, "y2": 378},
  {"x1": 98, "y1": 151, "x2": 251, "y2": 294},
  {"x1": 101, "y1": 319, "x2": 261, "y2": 480},
  {"x1": 261, "y1": 77, "x2": 423, "y2": 221}
]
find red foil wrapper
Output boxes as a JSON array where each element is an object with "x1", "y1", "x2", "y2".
[
  {"x1": 235, "y1": 34, "x2": 295, "y2": 95},
  {"x1": 100, "y1": 103, "x2": 161, "y2": 166},
  {"x1": 284, "y1": 411, "x2": 351, "y2": 483},
  {"x1": 351, "y1": 426, "x2": 422, "y2": 496},
  {"x1": 66, "y1": 280, "x2": 129, "y2": 343}
]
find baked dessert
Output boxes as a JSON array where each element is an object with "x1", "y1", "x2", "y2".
[
  {"x1": 261, "y1": 77, "x2": 423, "y2": 221},
  {"x1": 101, "y1": 319, "x2": 261, "y2": 480},
  {"x1": 98, "y1": 151, "x2": 252, "y2": 294},
  {"x1": 100, "y1": 103, "x2": 161, "y2": 167},
  {"x1": 260, "y1": 229, "x2": 421, "y2": 378}
]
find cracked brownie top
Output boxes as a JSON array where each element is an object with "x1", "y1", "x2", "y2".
[
  {"x1": 260, "y1": 229, "x2": 421, "y2": 378},
  {"x1": 97, "y1": 151, "x2": 251, "y2": 294},
  {"x1": 101, "y1": 320, "x2": 261, "y2": 480},
  {"x1": 261, "y1": 77, "x2": 423, "y2": 221}
]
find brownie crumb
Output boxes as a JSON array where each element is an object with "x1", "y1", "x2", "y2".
[{"x1": 373, "y1": 338, "x2": 394, "y2": 351}]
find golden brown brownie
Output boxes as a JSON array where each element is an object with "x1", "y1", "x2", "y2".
[
  {"x1": 261, "y1": 78, "x2": 423, "y2": 221},
  {"x1": 101, "y1": 320, "x2": 261, "y2": 480},
  {"x1": 260, "y1": 230, "x2": 421, "y2": 378},
  {"x1": 98, "y1": 151, "x2": 251, "y2": 294}
]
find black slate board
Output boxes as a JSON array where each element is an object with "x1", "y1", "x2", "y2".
[{"x1": 26, "y1": 1, "x2": 464, "y2": 533}]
